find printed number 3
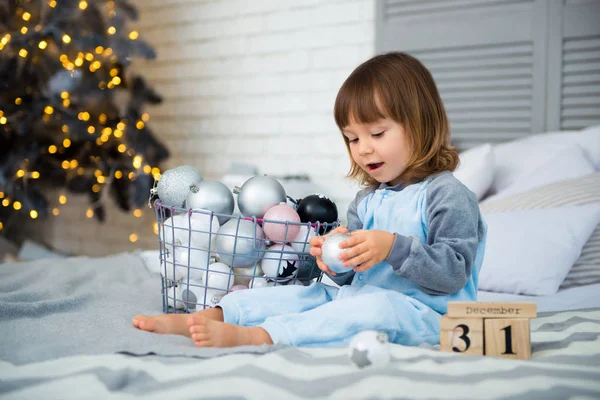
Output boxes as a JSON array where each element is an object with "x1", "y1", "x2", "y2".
[{"x1": 452, "y1": 324, "x2": 471, "y2": 352}]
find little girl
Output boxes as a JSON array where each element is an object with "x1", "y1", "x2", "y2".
[{"x1": 133, "y1": 52, "x2": 487, "y2": 348}]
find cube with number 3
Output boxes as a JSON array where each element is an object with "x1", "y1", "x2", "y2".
[{"x1": 440, "y1": 316, "x2": 484, "y2": 355}]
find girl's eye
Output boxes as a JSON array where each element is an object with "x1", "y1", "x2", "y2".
[
  {"x1": 348, "y1": 138, "x2": 358, "y2": 143},
  {"x1": 372, "y1": 131, "x2": 384, "y2": 138}
]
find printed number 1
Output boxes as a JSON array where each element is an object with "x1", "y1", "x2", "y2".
[
  {"x1": 452, "y1": 324, "x2": 471, "y2": 352},
  {"x1": 501, "y1": 325, "x2": 516, "y2": 355}
]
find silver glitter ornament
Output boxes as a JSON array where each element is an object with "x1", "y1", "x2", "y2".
[
  {"x1": 185, "y1": 180, "x2": 235, "y2": 225},
  {"x1": 156, "y1": 166, "x2": 203, "y2": 207},
  {"x1": 348, "y1": 331, "x2": 391, "y2": 369},
  {"x1": 234, "y1": 175, "x2": 286, "y2": 219},
  {"x1": 215, "y1": 219, "x2": 266, "y2": 268},
  {"x1": 321, "y1": 233, "x2": 354, "y2": 274}
]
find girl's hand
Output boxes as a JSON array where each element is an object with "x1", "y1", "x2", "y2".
[
  {"x1": 309, "y1": 226, "x2": 349, "y2": 276},
  {"x1": 338, "y1": 230, "x2": 395, "y2": 273}
]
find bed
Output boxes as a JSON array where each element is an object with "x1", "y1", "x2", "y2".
[{"x1": 2, "y1": 126, "x2": 600, "y2": 399}]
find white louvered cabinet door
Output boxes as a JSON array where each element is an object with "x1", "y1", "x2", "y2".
[
  {"x1": 546, "y1": 0, "x2": 600, "y2": 131},
  {"x1": 376, "y1": 0, "x2": 600, "y2": 149}
]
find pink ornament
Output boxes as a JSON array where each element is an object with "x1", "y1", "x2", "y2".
[
  {"x1": 230, "y1": 285, "x2": 249, "y2": 292},
  {"x1": 262, "y1": 202, "x2": 301, "y2": 243}
]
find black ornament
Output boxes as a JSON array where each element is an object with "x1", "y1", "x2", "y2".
[{"x1": 296, "y1": 194, "x2": 338, "y2": 234}]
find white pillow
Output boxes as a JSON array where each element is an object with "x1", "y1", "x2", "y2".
[
  {"x1": 483, "y1": 145, "x2": 596, "y2": 201},
  {"x1": 453, "y1": 144, "x2": 494, "y2": 200},
  {"x1": 489, "y1": 131, "x2": 580, "y2": 195},
  {"x1": 581, "y1": 124, "x2": 600, "y2": 170},
  {"x1": 479, "y1": 204, "x2": 600, "y2": 296}
]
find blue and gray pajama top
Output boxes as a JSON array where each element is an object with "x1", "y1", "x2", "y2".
[
  {"x1": 330, "y1": 170, "x2": 488, "y2": 315},
  {"x1": 218, "y1": 171, "x2": 487, "y2": 347}
]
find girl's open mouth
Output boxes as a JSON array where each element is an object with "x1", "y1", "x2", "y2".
[{"x1": 367, "y1": 162, "x2": 384, "y2": 172}]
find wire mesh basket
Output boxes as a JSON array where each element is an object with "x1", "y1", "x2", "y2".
[{"x1": 154, "y1": 200, "x2": 339, "y2": 313}]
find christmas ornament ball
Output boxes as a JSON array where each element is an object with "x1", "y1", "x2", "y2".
[
  {"x1": 262, "y1": 202, "x2": 301, "y2": 243},
  {"x1": 162, "y1": 246, "x2": 210, "y2": 283},
  {"x1": 232, "y1": 265, "x2": 263, "y2": 287},
  {"x1": 248, "y1": 276, "x2": 273, "y2": 289},
  {"x1": 185, "y1": 180, "x2": 235, "y2": 225},
  {"x1": 215, "y1": 219, "x2": 266, "y2": 268},
  {"x1": 157, "y1": 165, "x2": 203, "y2": 207},
  {"x1": 348, "y1": 331, "x2": 391, "y2": 369},
  {"x1": 177, "y1": 279, "x2": 204, "y2": 312},
  {"x1": 204, "y1": 262, "x2": 234, "y2": 291},
  {"x1": 236, "y1": 175, "x2": 286, "y2": 219},
  {"x1": 296, "y1": 194, "x2": 338, "y2": 233},
  {"x1": 321, "y1": 233, "x2": 354, "y2": 274},
  {"x1": 160, "y1": 212, "x2": 219, "y2": 251},
  {"x1": 289, "y1": 224, "x2": 317, "y2": 253},
  {"x1": 261, "y1": 244, "x2": 299, "y2": 282}
]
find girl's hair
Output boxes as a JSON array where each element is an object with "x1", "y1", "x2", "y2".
[{"x1": 334, "y1": 52, "x2": 459, "y2": 187}]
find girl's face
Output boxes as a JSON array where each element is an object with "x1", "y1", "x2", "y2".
[{"x1": 343, "y1": 118, "x2": 411, "y2": 186}]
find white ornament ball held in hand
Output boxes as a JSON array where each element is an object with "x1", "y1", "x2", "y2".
[
  {"x1": 348, "y1": 330, "x2": 391, "y2": 369},
  {"x1": 262, "y1": 202, "x2": 301, "y2": 243},
  {"x1": 321, "y1": 233, "x2": 354, "y2": 274}
]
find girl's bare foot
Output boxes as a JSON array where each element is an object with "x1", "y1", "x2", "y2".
[
  {"x1": 133, "y1": 307, "x2": 224, "y2": 337},
  {"x1": 187, "y1": 315, "x2": 273, "y2": 348},
  {"x1": 132, "y1": 314, "x2": 190, "y2": 336}
]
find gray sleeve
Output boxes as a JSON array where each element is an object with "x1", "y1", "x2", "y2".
[
  {"x1": 324, "y1": 189, "x2": 371, "y2": 286},
  {"x1": 384, "y1": 176, "x2": 483, "y2": 295}
]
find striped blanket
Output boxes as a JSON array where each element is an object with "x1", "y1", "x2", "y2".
[{"x1": 2, "y1": 308, "x2": 599, "y2": 399}]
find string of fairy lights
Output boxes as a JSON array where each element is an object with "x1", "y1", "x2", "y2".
[{"x1": 0, "y1": 0, "x2": 167, "y2": 243}]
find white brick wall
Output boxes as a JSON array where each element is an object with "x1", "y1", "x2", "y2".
[{"x1": 42, "y1": 0, "x2": 375, "y2": 257}]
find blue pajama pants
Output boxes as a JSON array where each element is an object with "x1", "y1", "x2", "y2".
[{"x1": 217, "y1": 283, "x2": 442, "y2": 347}]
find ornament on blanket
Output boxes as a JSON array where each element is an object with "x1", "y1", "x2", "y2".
[
  {"x1": 185, "y1": 180, "x2": 235, "y2": 225},
  {"x1": 215, "y1": 219, "x2": 266, "y2": 268},
  {"x1": 348, "y1": 330, "x2": 391, "y2": 369},
  {"x1": 321, "y1": 233, "x2": 355, "y2": 274},
  {"x1": 262, "y1": 202, "x2": 301, "y2": 243},
  {"x1": 295, "y1": 194, "x2": 338, "y2": 234},
  {"x1": 234, "y1": 175, "x2": 287, "y2": 219},
  {"x1": 153, "y1": 165, "x2": 203, "y2": 207},
  {"x1": 261, "y1": 244, "x2": 299, "y2": 282}
]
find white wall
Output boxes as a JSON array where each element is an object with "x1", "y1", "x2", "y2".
[{"x1": 42, "y1": 0, "x2": 375, "y2": 257}]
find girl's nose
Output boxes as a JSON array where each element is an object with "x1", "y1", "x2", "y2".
[{"x1": 358, "y1": 140, "x2": 373, "y2": 155}]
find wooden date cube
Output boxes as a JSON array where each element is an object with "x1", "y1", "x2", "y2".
[
  {"x1": 440, "y1": 315, "x2": 484, "y2": 355},
  {"x1": 484, "y1": 318, "x2": 531, "y2": 360}
]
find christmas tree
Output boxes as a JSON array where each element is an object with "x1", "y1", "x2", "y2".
[{"x1": 0, "y1": 0, "x2": 168, "y2": 234}]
